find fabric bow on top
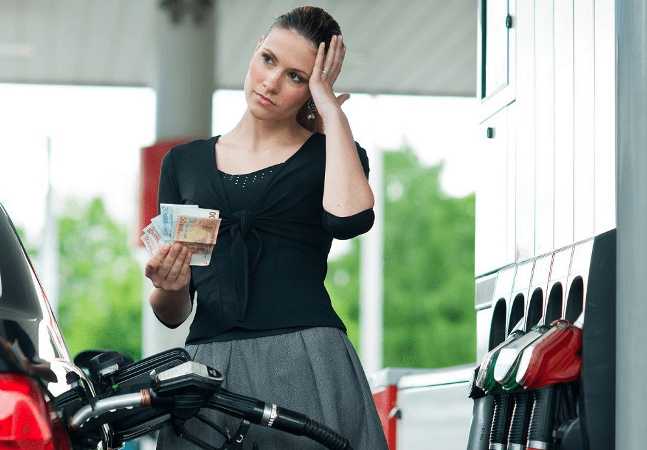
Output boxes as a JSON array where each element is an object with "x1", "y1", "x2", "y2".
[{"x1": 227, "y1": 210, "x2": 263, "y2": 321}]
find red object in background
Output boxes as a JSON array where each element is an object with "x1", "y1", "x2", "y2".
[
  {"x1": 372, "y1": 384, "x2": 398, "y2": 450},
  {"x1": 139, "y1": 139, "x2": 191, "y2": 242},
  {"x1": 517, "y1": 319, "x2": 583, "y2": 390},
  {"x1": 0, "y1": 373, "x2": 72, "y2": 450}
]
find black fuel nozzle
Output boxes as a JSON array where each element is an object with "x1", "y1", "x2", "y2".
[
  {"x1": 150, "y1": 361, "x2": 224, "y2": 436},
  {"x1": 87, "y1": 351, "x2": 134, "y2": 392}
]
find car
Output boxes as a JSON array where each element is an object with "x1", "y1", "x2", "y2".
[
  {"x1": 0, "y1": 201, "x2": 90, "y2": 449},
  {"x1": 0, "y1": 201, "x2": 201, "y2": 449},
  {"x1": 0, "y1": 202, "x2": 194, "y2": 450},
  {"x1": 0, "y1": 202, "x2": 355, "y2": 450}
]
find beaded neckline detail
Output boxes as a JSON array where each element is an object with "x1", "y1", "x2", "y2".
[{"x1": 218, "y1": 163, "x2": 283, "y2": 188}]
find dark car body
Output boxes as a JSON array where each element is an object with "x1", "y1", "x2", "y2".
[
  {"x1": 0, "y1": 202, "x2": 353, "y2": 450},
  {"x1": 0, "y1": 203, "x2": 104, "y2": 449}
]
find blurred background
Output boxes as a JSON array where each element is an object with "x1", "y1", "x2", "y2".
[{"x1": 0, "y1": 0, "x2": 478, "y2": 372}]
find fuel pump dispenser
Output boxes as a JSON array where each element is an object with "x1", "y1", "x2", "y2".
[{"x1": 469, "y1": 206, "x2": 615, "y2": 450}]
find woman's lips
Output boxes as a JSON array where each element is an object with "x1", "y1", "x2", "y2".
[{"x1": 256, "y1": 92, "x2": 274, "y2": 106}]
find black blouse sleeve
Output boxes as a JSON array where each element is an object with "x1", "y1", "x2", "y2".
[
  {"x1": 158, "y1": 150, "x2": 181, "y2": 208},
  {"x1": 322, "y1": 142, "x2": 375, "y2": 240},
  {"x1": 323, "y1": 208, "x2": 375, "y2": 240}
]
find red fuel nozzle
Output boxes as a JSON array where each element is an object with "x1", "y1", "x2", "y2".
[{"x1": 515, "y1": 319, "x2": 582, "y2": 390}]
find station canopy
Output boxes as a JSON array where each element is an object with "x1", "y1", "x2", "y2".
[{"x1": 0, "y1": 0, "x2": 476, "y2": 97}]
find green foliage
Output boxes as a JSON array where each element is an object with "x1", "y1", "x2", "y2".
[
  {"x1": 56, "y1": 197, "x2": 143, "y2": 361},
  {"x1": 326, "y1": 145, "x2": 476, "y2": 369}
]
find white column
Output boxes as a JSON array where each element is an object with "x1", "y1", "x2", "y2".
[
  {"x1": 616, "y1": 0, "x2": 647, "y2": 447},
  {"x1": 142, "y1": 3, "x2": 215, "y2": 360},
  {"x1": 154, "y1": 3, "x2": 215, "y2": 140},
  {"x1": 39, "y1": 137, "x2": 59, "y2": 315},
  {"x1": 359, "y1": 96, "x2": 384, "y2": 376}
]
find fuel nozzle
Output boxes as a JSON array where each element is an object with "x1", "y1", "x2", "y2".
[
  {"x1": 473, "y1": 321, "x2": 526, "y2": 450},
  {"x1": 493, "y1": 324, "x2": 552, "y2": 391},
  {"x1": 515, "y1": 318, "x2": 583, "y2": 450},
  {"x1": 515, "y1": 319, "x2": 582, "y2": 390},
  {"x1": 476, "y1": 329, "x2": 526, "y2": 395},
  {"x1": 151, "y1": 361, "x2": 224, "y2": 436}
]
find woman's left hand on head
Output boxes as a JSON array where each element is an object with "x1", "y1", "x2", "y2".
[{"x1": 309, "y1": 35, "x2": 350, "y2": 117}]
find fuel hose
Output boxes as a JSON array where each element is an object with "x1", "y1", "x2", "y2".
[{"x1": 206, "y1": 388, "x2": 353, "y2": 450}]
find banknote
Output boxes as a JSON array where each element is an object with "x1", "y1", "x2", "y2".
[
  {"x1": 174, "y1": 215, "x2": 221, "y2": 266},
  {"x1": 160, "y1": 203, "x2": 199, "y2": 238},
  {"x1": 150, "y1": 215, "x2": 168, "y2": 243},
  {"x1": 140, "y1": 231, "x2": 160, "y2": 256},
  {"x1": 142, "y1": 223, "x2": 163, "y2": 251},
  {"x1": 142, "y1": 204, "x2": 221, "y2": 266}
]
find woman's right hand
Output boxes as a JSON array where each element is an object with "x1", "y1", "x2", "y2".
[{"x1": 144, "y1": 243, "x2": 192, "y2": 291}]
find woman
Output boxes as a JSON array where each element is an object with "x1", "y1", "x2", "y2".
[{"x1": 145, "y1": 6, "x2": 388, "y2": 450}]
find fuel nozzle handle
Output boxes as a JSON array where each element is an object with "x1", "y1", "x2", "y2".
[
  {"x1": 526, "y1": 385, "x2": 558, "y2": 450},
  {"x1": 489, "y1": 392, "x2": 513, "y2": 450},
  {"x1": 206, "y1": 389, "x2": 353, "y2": 450},
  {"x1": 506, "y1": 391, "x2": 533, "y2": 450}
]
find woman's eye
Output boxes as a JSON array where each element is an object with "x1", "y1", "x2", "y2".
[
  {"x1": 262, "y1": 54, "x2": 274, "y2": 65},
  {"x1": 289, "y1": 72, "x2": 303, "y2": 83}
]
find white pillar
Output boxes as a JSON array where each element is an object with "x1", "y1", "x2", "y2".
[
  {"x1": 39, "y1": 137, "x2": 59, "y2": 315},
  {"x1": 616, "y1": 0, "x2": 647, "y2": 447},
  {"x1": 359, "y1": 96, "x2": 384, "y2": 376},
  {"x1": 142, "y1": 3, "x2": 215, "y2": 360},
  {"x1": 154, "y1": 2, "x2": 215, "y2": 140}
]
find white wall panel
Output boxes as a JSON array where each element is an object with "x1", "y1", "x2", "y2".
[
  {"x1": 553, "y1": 0, "x2": 575, "y2": 249},
  {"x1": 573, "y1": 47, "x2": 595, "y2": 242},
  {"x1": 574, "y1": 0, "x2": 594, "y2": 57},
  {"x1": 573, "y1": 0, "x2": 595, "y2": 241},
  {"x1": 573, "y1": 0, "x2": 595, "y2": 242},
  {"x1": 475, "y1": 109, "x2": 510, "y2": 275},
  {"x1": 595, "y1": 0, "x2": 614, "y2": 36},
  {"x1": 507, "y1": 102, "x2": 517, "y2": 265},
  {"x1": 534, "y1": 0, "x2": 555, "y2": 255},
  {"x1": 477, "y1": 0, "x2": 615, "y2": 268},
  {"x1": 594, "y1": 0, "x2": 616, "y2": 233},
  {"x1": 514, "y1": 0, "x2": 535, "y2": 262},
  {"x1": 554, "y1": 0, "x2": 574, "y2": 69}
]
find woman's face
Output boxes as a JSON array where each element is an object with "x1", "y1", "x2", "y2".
[{"x1": 245, "y1": 27, "x2": 317, "y2": 123}]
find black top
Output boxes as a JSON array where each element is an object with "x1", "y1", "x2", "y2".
[{"x1": 157, "y1": 133, "x2": 375, "y2": 344}]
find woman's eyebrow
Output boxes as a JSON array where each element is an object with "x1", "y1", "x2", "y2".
[{"x1": 263, "y1": 48, "x2": 310, "y2": 77}]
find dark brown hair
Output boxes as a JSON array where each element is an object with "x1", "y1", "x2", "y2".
[{"x1": 270, "y1": 6, "x2": 342, "y2": 131}]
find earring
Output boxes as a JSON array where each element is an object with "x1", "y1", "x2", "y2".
[{"x1": 307, "y1": 99, "x2": 316, "y2": 120}]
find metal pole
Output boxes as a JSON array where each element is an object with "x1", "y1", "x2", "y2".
[
  {"x1": 142, "y1": 2, "x2": 215, "y2": 361},
  {"x1": 616, "y1": 0, "x2": 647, "y2": 447},
  {"x1": 39, "y1": 136, "x2": 59, "y2": 315},
  {"x1": 360, "y1": 95, "x2": 384, "y2": 376},
  {"x1": 155, "y1": 1, "x2": 215, "y2": 140}
]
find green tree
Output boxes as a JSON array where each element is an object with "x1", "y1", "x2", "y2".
[
  {"x1": 56, "y1": 197, "x2": 143, "y2": 361},
  {"x1": 326, "y1": 145, "x2": 476, "y2": 369}
]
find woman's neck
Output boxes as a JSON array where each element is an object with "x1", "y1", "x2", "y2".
[{"x1": 226, "y1": 110, "x2": 312, "y2": 153}]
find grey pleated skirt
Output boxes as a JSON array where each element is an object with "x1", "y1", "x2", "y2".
[{"x1": 156, "y1": 327, "x2": 389, "y2": 450}]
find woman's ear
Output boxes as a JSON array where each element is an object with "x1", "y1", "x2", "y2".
[{"x1": 254, "y1": 35, "x2": 266, "y2": 52}]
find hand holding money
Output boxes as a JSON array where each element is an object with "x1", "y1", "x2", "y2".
[
  {"x1": 144, "y1": 242, "x2": 192, "y2": 292},
  {"x1": 141, "y1": 204, "x2": 221, "y2": 266}
]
